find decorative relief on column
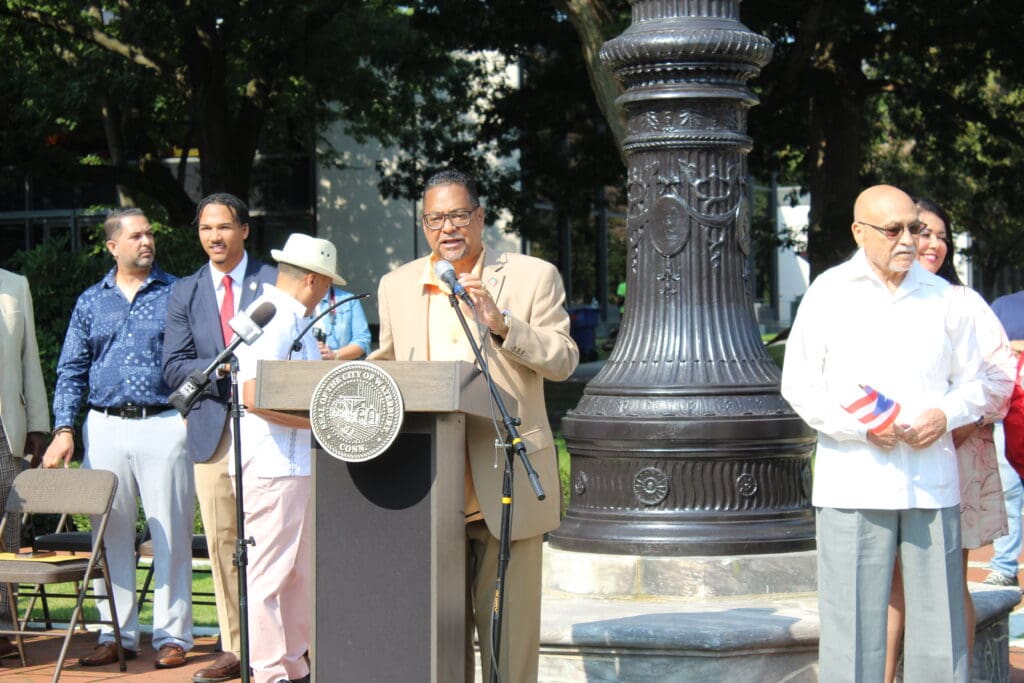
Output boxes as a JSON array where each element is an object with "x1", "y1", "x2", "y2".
[
  {"x1": 735, "y1": 472, "x2": 758, "y2": 498},
  {"x1": 626, "y1": 164, "x2": 655, "y2": 276},
  {"x1": 628, "y1": 105, "x2": 741, "y2": 137},
  {"x1": 651, "y1": 195, "x2": 690, "y2": 258},
  {"x1": 656, "y1": 258, "x2": 681, "y2": 296},
  {"x1": 634, "y1": 467, "x2": 671, "y2": 505},
  {"x1": 573, "y1": 470, "x2": 588, "y2": 496},
  {"x1": 550, "y1": 0, "x2": 816, "y2": 555}
]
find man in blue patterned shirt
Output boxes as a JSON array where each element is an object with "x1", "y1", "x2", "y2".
[{"x1": 42, "y1": 208, "x2": 195, "y2": 671}]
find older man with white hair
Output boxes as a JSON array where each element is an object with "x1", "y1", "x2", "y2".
[{"x1": 781, "y1": 185, "x2": 988, "y2": 682}]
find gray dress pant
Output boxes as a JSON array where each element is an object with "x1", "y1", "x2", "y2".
[
  {"x1": 816, "y1": 506, "x2": 967, "y2": 683},
  {"x1": 83, "y1": 409, "x2": 195, "y2": 651}
]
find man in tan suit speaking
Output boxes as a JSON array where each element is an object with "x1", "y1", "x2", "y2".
[
  {"x1": 370, "y1": 168, "x2": 579, "y2": 682},
  {"x1": 0, "y1": 268, "x2": 50, "y2": 655}
]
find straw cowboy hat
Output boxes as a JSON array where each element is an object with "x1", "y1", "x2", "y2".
[{"x1": 271, "y1": 233, "x2": 347, "y2": 286}]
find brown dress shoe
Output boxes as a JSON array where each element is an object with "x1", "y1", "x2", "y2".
[
  {"x1": 154, "y1": 643, "x2": 188, "y2": 669},
  {"x1": 0, "y1": 637, "x2": 16, "y2": 658},
  {"x1": 79, "y1": 641, "x2": 138, "y2": 666},
  {"x1": 193, "y1": 651, "x2": 241, "y2": 682}
]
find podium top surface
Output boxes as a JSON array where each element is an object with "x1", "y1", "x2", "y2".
[{"x1": 253, "y1": 360, "x2": 514, "y2": 419}]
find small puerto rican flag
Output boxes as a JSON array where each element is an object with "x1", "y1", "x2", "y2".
[{"x1": 842, "y1": 385, "x2": 901, "y2": 435}]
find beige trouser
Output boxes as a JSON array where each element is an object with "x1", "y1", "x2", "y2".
[
  {"x1": 195, "y1": 426, "x2": 241, "y2": 656},
  {"x1": 466, "y1": 521, "x2": 542, "y2": 683}
]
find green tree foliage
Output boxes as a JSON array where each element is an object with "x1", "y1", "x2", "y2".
[
  {"x1": 355, "y1": 1, "x2": 629, "y2": 301},
  {"x1": 743, "y1": 1, "x2": 1024, "y2": 285},
  {"x1": 0, "y1": 1, "x2": 474, "y2": 224},
  {"x1": 1, "y1": 1, "x2": 629, "y2": 301},
  {"x1": 557, "y1": 1, "x2": 1024, "y2": 287}
]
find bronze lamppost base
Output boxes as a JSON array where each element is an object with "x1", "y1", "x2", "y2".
[{"x1": 547, "y1": 1, "x2": 816, "y2": 556}]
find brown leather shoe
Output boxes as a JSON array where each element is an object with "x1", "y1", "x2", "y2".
[
  {"x1": 193, "y1": 651, "x2": 241, "y2": 682},
  {"x1": 154, "y1": 643, "x2": 187, "y2": 669},
  {"x1": 79, "y1": 641, "x2": 138, "y2": 666},
  {"x1": 0, "y1": 637, "x2": 16, "y2": 658}
]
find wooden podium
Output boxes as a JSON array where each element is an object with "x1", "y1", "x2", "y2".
[{"x1": 255, "y1": 360, "x2": 513, "y2": 683}]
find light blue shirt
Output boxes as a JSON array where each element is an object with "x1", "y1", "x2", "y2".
[{"x1": 313, "y1": 286, "x2": 371, "y2": 356}]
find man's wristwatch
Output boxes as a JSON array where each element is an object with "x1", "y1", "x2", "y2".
[
  {"x1": 53, "y1": 426, "x2": 74, "y2": 438},
  {"x1": 493, "y1": 309, "x2": 512, "y2": 338}
]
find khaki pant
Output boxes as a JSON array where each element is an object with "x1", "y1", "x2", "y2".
[
  {"x1": 194, "y1": 427, "x2": 241, "y2": 656},
  {"x1": 466, "y1": 521, "x2": 542, "y2": 683}
]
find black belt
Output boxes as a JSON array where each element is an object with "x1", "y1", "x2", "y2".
[{"x1": 90, "y1": 404, "x2": 173, "y2": 419}]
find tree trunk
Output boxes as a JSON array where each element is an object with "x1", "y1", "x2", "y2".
[
  {"x1": 554, "y1": 0, "x2": 627, "y2": 162},
  {"x1": 101, "y1": 98, "x2": 135, "y2": 208},
  {"x1": 806, "y1": 86, "x2": 863, "y2": 279}
]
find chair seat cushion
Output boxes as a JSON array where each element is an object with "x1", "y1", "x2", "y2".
[{"x1": 0, "y1": 558, "x2": 99, "y2": 583}]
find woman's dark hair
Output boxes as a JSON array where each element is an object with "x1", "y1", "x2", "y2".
[{"x1": 913, "y1": 196, "x2": 962, "y2": 286}]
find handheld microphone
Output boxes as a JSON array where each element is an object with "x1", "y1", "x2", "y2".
[
  {"x1": 169, "y1": 302, "x2": 277, "y2": 416},
  {"x1": 434, "y1": 260, "x2": 471, "y2": 304}
]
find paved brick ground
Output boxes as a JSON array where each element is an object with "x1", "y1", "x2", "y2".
[
  {"x1": 0, "y1": 632, "x2": 222, "y2": 681},
  {"x1": 0, "y1": 546, "x2": 1019, "y2": 681}
]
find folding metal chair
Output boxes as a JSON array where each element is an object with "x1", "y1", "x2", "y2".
[
  {"x1": 23, "y1": 515, "x2": 149, "y2": 630},
  {"x1": 0, "y1": 468, "x2": 126, "y2": 682}
]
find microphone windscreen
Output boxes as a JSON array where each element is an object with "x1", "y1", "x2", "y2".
[
  {"x1": 250, "y1": 302, "x2": 277, "y2": 327},
  {"x1": 434, "y1": 259, "x2": 456, "y2": 282}
]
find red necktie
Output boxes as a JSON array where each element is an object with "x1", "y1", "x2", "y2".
[{"x1": 220, "y1": 274, "x2": 234, "y2": 346}]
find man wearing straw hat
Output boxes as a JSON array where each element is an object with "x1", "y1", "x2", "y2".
[{"x1": 232, "y1": 233, "x2": 344, "y2": 683}]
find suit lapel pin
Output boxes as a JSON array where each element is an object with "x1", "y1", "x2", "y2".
[{"x1": 249, "y1": 281, "x2": 257, "y2": 291}]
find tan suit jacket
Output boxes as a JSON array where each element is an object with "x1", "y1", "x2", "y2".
[
  {"x1": 0, "y1": 269, "x2": 50, "y2": 457},
  {"x1": 370, "y1": 250, "x2": 578, "y2": 540}
]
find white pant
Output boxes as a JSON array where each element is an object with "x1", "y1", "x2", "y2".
[
  {"x1": 83, "y1": 409, "x2": 195, "y2": 651},
  {"x1": 238, "y1": 474, "x2": 311, "y2": 683}
]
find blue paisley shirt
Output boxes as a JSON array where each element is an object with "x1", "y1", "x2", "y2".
[{"x1": 52, "y1": 264, "x2": 177, "y2": 428}]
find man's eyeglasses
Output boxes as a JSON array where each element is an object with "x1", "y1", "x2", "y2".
[
  {"x1": 855, "y1": 219, "x2": 926, "y2": 240},
  {"x1": 917, "y1": 228, "x2": 949, "y2": 243},
  {"x1": 422, "y1": 207, "x2": 477, "y2": 231}
]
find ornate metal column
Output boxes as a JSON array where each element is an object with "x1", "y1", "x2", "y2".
[{"x1": 549, "y1": 0, "x2": 816, "y2": 555}]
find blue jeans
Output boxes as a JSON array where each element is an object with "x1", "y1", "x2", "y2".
[{"x1": 991, "y1": 423, "x2": 1023, "y2": 577}]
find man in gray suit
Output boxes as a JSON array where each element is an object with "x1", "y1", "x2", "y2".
[
  {"x1": 163, "y1": 193, "x2": 276, "y2": 683},
  {"x1": 0, "y1": 268, "x2": 50, "y2": 657}
]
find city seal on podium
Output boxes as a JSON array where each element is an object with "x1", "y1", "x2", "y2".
[{"x1": 310, "y1": 361, "x2": 404, "y2": 462}]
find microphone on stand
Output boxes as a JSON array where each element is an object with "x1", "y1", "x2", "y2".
[
  {"x1": 290, "y1": 292, "x2": 371, "y2": 353},
  {"x1": 434, "y1": 260, "x2": 472, "y2": 305},
  {"x1": 169, "y1": 302, "x2": 277, "y2": 416}
]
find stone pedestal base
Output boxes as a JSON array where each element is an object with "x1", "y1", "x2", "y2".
[
  {"x1": 476, "y1": 546, "x2": 1022, "y2": 681},
  {"x1": 543, "y1": 544, "x2": 817, "y2": 598},
  {"x1": 529, "y1": 585, "x2": 1018, "y2": 682}
]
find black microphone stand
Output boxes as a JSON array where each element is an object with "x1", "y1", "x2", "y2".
[
  {"x1": 172, "y1": 354, "x2": 253, "y2": 682},
  {"x1": 227, "y1": 354, "x2": 254, "y2": 683},
  {"x1": 445, "y1": 294, "x2": 544, "y2": 683}
]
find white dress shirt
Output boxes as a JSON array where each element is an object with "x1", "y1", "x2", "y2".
[
  {"x1": 233, "y1": 284, "x2": 319, "y2": 478},
  {"x1": 208, "y1": 252, "x2": 249, "y2": 315},
  {"x1": 957, "y1": 287, "x2": 1017, "y2": 422},
  {"x1": 781, "y1": 250, "x2": 987, "y2": 510}
]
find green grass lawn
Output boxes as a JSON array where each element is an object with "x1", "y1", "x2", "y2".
[{"x1": 21, "y1": 563, "x2": 219, "y2": 627}]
